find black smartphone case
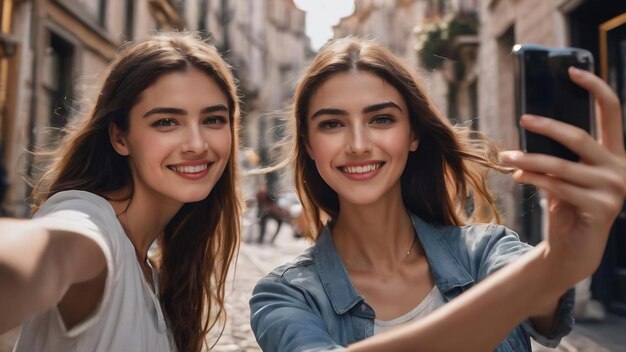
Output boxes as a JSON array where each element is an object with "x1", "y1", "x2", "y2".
[{"x1": 513, "y1": 44, "x2": 595, "y2": 161}]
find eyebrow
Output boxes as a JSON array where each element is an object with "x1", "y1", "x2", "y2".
[
  {"x1": 363, "y1": 102, "x2": 403, "y2": 114},
  {"x1": 310, "y1": 101, "x2": 403, "y2": 120},
  {"x1": 142, "y1": 104, "x2": 229, "y2": 118}
]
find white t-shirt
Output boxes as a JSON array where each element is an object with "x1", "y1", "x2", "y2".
[
  {"x1": 373, "y1": 285, "x2": 446, "y2": 334},
  {"x1": 12, "y1": 190, "x2": 177, "y2": 352}
]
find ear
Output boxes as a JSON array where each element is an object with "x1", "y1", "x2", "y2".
[
  {"x1": 409, "y1": 133, "x2": 419, "y2": 152},
  {"x1": 109, "y1": 123, "x2": 130, "y2": 156},
  {"x1": 304, "y1": 140, "x2": 315, "y2": 160}
]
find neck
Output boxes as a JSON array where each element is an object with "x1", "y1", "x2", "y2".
[
  {"x1": 332, "y1": 189, "x2": 419, "y2": 272},
  {"x1": 107, "y1": 187, "x2": 183, "y2": 261}
]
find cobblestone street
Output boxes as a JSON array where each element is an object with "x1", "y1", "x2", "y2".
[{"x1": 204, "y1": 245, "x2": 263, "y2": 352}]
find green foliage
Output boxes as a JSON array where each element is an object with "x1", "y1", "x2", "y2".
[
  {"x1": 417, "y1": 12, "x2": 479, "y2": 71},
  {"x1": 420, "y1": 26, "x2": 447, "y2": 71}
]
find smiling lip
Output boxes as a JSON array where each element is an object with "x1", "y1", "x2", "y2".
[
  {"x1": 168, "y1": 161, "x2": 212, "y2": 180},
  {"x1": 337, "y1": 161, "x2": 384, "y2": 181}
]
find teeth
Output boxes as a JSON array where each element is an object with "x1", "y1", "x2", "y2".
[
  {"x1": 173, "y1": 164, "x2": 208, "y2": 173},
  {"x1": 341, "y1": 163, "x2": 382, "y2": 174}
]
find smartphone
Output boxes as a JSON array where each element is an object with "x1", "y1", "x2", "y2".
[{"x1": 513, "y1": 44, "x2": 595, "y2": 161}]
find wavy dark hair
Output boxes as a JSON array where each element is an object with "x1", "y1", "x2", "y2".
[
  {"x1": 289, "y1": 37, "x2": 510, "y2": 238},
  {"x1": 32, "y1": 32, "x2": 242, "y2": 352}
]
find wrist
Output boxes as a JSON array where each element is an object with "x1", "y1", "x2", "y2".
[{"x1": 525, "y1": 243, "x2": 571, "y2": 315}]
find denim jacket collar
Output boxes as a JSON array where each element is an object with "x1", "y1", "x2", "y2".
[
  {"x1": 314, "y1": 225, "x2": 363, "y2": 315},
  {"x1": 313, "y1": 213, "x2": 475, "y2": 316},
  {"x1": 409, "y1": 213, "x2": 474, "y2": 292}
]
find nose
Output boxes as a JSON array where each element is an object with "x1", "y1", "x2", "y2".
[
  {"x1": 346, "y1": 125, "x2": 371, "y2": 155},
  {"x1": 182, "y1": 126, "x2": 208, "y2": 154}
]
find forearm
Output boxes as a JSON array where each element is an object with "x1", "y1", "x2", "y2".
[
  {"x1": 349, "y1": 242, "x2": 567, "y2": 352},
  {"x1": 0, "y1": 219, "x2": 72, "y2": 332}
]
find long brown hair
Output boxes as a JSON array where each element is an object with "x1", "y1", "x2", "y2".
[
  {"x1": 290, "y1": 37, "x2": 510, "y2": 238},
  {"x1": 32, "y1": 32, "x2": 242, "y2": 352}
]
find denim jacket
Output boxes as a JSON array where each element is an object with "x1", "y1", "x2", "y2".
[{"x1": 250, "y1": 213, "x2": 574, "y2": 352}]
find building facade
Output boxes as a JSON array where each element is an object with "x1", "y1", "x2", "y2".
[{"x1": 200, "y1": 0, "x2": 311, "y2": 193}]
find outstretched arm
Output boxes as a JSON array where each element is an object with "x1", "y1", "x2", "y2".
[
  {"x1": 349, "y1": 68, "x2": 625, "y2": 351},
  {"x1": 0, "y1": 218, "x2": 106, "y2": 332}
]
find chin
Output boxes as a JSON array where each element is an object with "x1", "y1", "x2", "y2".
[
  {"x1": 339, "y1": 193, "x2": 384, "y2": 207},
  {"x1": 174, "y1": 189, "x2": 214, "y2": 204}
]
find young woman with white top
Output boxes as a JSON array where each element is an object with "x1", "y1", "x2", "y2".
[{"x1": 0, "y1": 32, "x2": 242, "y2": 352}]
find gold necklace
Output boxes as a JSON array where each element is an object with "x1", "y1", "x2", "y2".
[{"x1": 405, "y1": 235, "x2": 417, "y2": 259}]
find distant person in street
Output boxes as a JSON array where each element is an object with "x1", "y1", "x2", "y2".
[
  {"x1": 256, "y1": 182, "x2": 287, "y2": 244},
  {"x1": 0, "y1": 32, "x2": 242, "y2": 352},
  {"x1": 249, "y1": 38, "x2": 626, "y2": 351}
]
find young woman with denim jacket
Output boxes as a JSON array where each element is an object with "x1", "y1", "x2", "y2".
[{"x1": 249, "y1": 38, "x2": 626, "y2": 351}]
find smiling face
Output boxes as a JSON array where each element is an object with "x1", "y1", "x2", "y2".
[
  {"x1": 305, "y1": 71, "x2": 418, "y2": 207},
  {"x1": 110, "y1": 66, "x2": 232, "y2": 207}
]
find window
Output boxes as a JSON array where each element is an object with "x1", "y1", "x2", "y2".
[
  {"x1": 125, "y1": 0, "x2": 135, "y2": 39},
  {"x1": 98, "y1": 0, "x2": 107, "y2": 27},
  {"x1": 45, "y1": 33, "x2": 74, "y2": 135},
  {"x1": 198, "y1": 0, "x2": 208, "y2": 33}
]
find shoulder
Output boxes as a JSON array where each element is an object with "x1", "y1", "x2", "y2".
[
  {"x1": 36, "y1": 190, "x2": 114, "y2": 217},
  {"x1": 262, "y1": 245, "x2": 317, "y2": 282},
  {"x1": 441, "y1": 223, "x2": 524, "y2": 251},
  {"x1": 447, "y1": 223, "x2": 533, "y2": 279},
  {"x1": 252, "y1": 245, "x2": 325, "y2": 296},
  {"x1": 34, "y1": 190, "x2": 118, "y2": 231},
  {"x1": 438, "y1": 223, "x2": 532, "y2": 267},
  {"x1": 411, "y1": 213, "x2": 524, "y2": 253},
  {"x1": 33, "y1": 190, "x2": 123, "y2": 255}
]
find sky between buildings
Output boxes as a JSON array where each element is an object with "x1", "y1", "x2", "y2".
[{"x1": 293, "y1": 0, "x2": 356, "y2": 50}]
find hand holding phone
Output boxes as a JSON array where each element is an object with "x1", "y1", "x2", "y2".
[
  {"x1": 501, "y1": 64, "x2": 626, "y2": 296},
  {"x1": 513, "y1": 44, "x2": 595, "y2": 161}
]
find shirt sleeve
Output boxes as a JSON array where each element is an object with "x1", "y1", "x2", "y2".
[
  {"x1": 250, "y1": 274, "x2": 347, "y2": 352},
  {"x1": 31, "y1": 192, "x2": 120, "y2": 337},
  {"x1": 475, "y1": 225, "x2": 575, "y2": 348}
]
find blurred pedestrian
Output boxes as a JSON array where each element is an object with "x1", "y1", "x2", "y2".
[
  {"x1": 256, "y1": 182, "x2": 287, "y2": 244},
  {"x1": 0, "y1": 32, "x2": 242, "y2": 352}
]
